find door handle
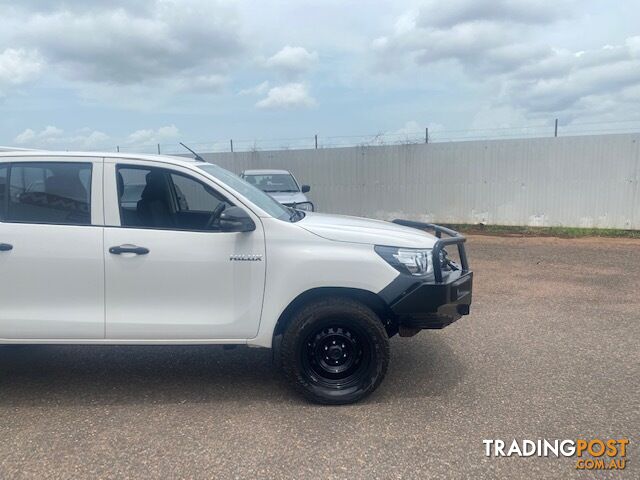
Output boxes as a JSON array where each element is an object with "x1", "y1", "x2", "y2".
[
  {"x1": 0, "y1": 243, "x2": 13, "y2": 252},
  {"x1": 109, "y1": 245, "x2": 150, "y2": 255}
]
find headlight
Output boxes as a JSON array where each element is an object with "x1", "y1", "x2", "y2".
[
  {"x1": 375, "y1": 245, "x2": 433, "y2": 276},
  {"x1": 294, "y1": 202, "x2": 314, "y2": 211}
]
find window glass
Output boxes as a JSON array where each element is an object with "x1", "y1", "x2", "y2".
[
  {"x1": 8, "y1": 162, "x2": 92, "y2": 225},
  {"x1": 117, "y1": 166, "x2": 233, "y2": 231},
  {"x1": 118, "y1": 168, "x2": 148, "y2": 210},
  {"x1": 197, "y1": 163, "x2": 290, "y2": 220},
  {"x1": 244, "y1": 174, "x2": 299, "y2": 192},
  {"x1": 170, "y1": 172, "x2": 226, "y2": 212},
  {"x1": 0, "y1": 165, "x2": 7, "y2": 220}
]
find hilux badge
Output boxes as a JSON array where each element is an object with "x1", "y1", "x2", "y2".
[{"x1": 229, "y1": 254, "x2": 263, "y2": 261}]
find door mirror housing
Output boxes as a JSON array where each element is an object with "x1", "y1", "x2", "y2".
[
  {"x1": 301, "y1": 184, "x2": 311, "y2": 193},
  {"x1": 218, "y1": 206, "x2": 256, "y2": 232}
]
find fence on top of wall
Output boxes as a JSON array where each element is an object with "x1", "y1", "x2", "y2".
[{"x1": 195, "y1": 133, "x2": 640, "y2": 229}]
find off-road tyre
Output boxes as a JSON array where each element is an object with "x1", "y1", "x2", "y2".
[{"x1": 280, "y1": 297, "x2": 390, "y2": 405}]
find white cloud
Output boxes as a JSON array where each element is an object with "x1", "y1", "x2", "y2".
[
  {"x1": 417, "y1": 0, "x2": 571, "y2": 29},
  {"x1": 372, "y1": 0, "x2": 572, "y2": 73},
  {"x1": 0, "y1": 48, "x2": 43, "y2": 91},
  {"x1": 499, "y1": 37, "x2": 640, "y2": 120},
  {"x1": 256, "y1": 83, "x2": 316, "y2": 109},
  {"x1": 14, "y1": 128, "x2": 37, "y2": 144},
  {"x1": 2, "y1": 0, "x2": 640, "y2": 141},
  {"x1": 238, "y1": 80, "x2": 270, "y2": 96},
  {"x1": 68, "y1": 128, "x2": 111, "y2": 148},
  {"x1": 126, "y1": 125, "x2": 180, "y2": 145},
  {"x1": 12, "y1": 124, "x2": 184, "y2": 149},
  {"x1": 264, "y1": 46, "x2": 318, "y2": 77},
  {"x1": 39, "y1": 125, "x2": 64, "y2": 139},
  {"x1": 391, "y1": 120, "x2": 423, "y2": 136},
  {"x1": 7, "y1": 1, "x2": 242, "y2": 89},
  {"x1": 371, "y1": 1, "x2": 640, "y2": 123},
  {"x1": 457, "y1": 37, "x2": 640, "y2": 125},
  {"x1": 14, "y1": 125, "x2": 63, "y2": 144},
  {"x1": 14, "y1": 125, "x2": 111, "y2": 149}
]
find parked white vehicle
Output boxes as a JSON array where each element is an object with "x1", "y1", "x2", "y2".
[
  {"x1": 0, "y1": 151, "x2": 472, "y2": 404},
  {"x1": 240, "y1": 169, "x2": 314, "y2": 211}
]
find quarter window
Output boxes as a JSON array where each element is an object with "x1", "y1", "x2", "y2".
[
  {"x1": 7, "y1": 162, "x2": 92, "y2": 225},
  {"x1": 117, "y1": 166, "x2": 233, "y2": 231}
]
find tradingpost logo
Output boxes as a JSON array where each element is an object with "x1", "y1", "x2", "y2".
[{"x1": 483, "y1": 439, "x2": 629, "y2": 471}]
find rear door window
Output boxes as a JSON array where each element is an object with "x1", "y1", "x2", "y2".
[{"x1": 7, "y1": 162, "x2": 92, "y2": 225}]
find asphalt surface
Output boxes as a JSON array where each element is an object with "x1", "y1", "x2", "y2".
[{"x1": 1, "y1": 235, "x2": 638, "y2": 479}]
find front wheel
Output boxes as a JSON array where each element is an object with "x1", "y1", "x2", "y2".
[{"x1": 280, "y1": 297, "x2": 390, "y2": 404}]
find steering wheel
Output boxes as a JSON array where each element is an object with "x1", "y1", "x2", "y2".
[{"x1": 205, "y1": 203, "x2": 226, "y2": 229}]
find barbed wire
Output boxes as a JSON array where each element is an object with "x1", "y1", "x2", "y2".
[{"x1": 25, "y1": 119, "x2": 640, "y2": 155}]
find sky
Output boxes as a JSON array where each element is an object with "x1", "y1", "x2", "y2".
[{"x1": 1, "y1": 0, "x2": 639, "y2": 152}]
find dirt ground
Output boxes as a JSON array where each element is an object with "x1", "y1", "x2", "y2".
[{"x1": 1, "y1": 235, "x2": 638, "y2": 479}]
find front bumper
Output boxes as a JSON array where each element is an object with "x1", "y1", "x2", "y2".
[
  {"x1": 380, "y1": 221, "x2": 473, "y2": 331},
  {"x1": 387, "y1": 271, "x2": 473, "y2": 329}
]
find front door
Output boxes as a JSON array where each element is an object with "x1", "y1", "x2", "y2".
[
  {"x1": 0, "y1": 158, "x2": 104, "y2": 339},
  {"x1": 103, "y1": 161, "x2": 266, "y2": 340}
]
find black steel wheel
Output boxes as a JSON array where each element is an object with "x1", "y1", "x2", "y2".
[
  {"x1": 280, "y1": 297, "x2": 390, "y2": 405},
  {"x1": 302, "y1": 325, "x2": 371, "y2": 387}
]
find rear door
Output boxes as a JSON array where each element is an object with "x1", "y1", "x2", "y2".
[
  {"x1": 0, "y1": 157, "x2": 105, "y2": 339},
  {"x1": 103, "y1": 160, "x2": 266, "y2": 340}
]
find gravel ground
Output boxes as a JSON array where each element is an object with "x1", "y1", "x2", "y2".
[{"x1": 1, "y1": 235, "x2": 638, "y2": 479}]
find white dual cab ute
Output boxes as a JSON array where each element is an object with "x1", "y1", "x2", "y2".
[{"x1": 0, "y1": 151, "x2": 473, "y2": 404}]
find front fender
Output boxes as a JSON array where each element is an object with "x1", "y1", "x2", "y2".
[{"x1": 248, "y1": 218, "x2": 398, "y2": 348}]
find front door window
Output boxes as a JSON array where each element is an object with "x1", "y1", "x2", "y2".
[{"x1": 116, "y1": 166, "x2": 232, "y2": 231}]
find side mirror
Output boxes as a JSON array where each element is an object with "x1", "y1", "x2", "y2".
[
  {"x1": 301, "y1": 184, "x2": 311, "y2": 193},
  {"x1": 219, "y1": 206, "x2": 256, "y2": 232}
]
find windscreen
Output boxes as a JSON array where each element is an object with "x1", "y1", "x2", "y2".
[
  {"x1": 197, "y1": 163, "x2": 290, "y2": 219},
  {"x1": 244, "y1": 173, "x2": 299, "y2": 193}
]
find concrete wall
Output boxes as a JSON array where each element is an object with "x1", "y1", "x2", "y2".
[{"x1": 199, "y1": 133, "x2": 640, "y2": 229}]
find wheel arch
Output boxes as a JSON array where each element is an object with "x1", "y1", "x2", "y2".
[{"x1": 272, "y1": 287, "x2": 396, "y2": 341}]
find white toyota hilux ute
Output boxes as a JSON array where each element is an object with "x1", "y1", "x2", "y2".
[{"x1": 0, "y1": 151, "x2": 473, "y2": 404}]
